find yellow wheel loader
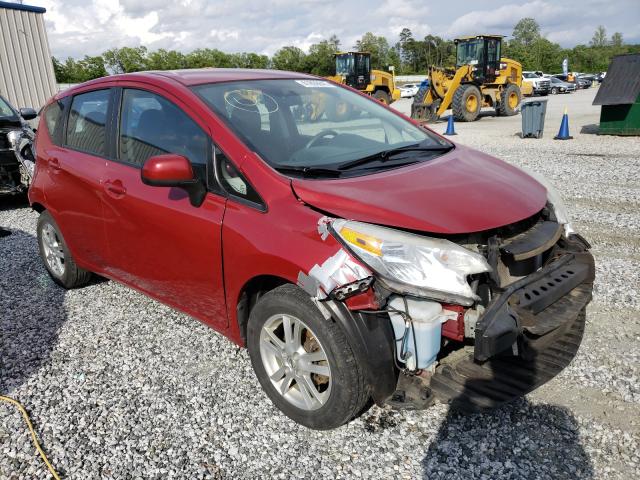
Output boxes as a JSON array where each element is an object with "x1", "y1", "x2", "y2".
[
  {"x1": 326, "y1": 52, "x2": 401, "y2": 105},
  {"x1": 411, "y1": 35, "x2": 523, "y2": 122}
]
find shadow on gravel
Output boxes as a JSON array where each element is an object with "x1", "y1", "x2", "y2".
[
  {"x1": 421, "y1": 399, "x2": 594, "y2": 478},
  {"x1": 422, "y1": 350, "x2": 594, "y2": 478},
  {"x1": 580, "y1": 124, "x2": 599, "y2": 135},
  {"x1": 0, "y1": 193, "x2": 30, "y2": 212},
  {"x1": 0, "y1": 229, "x2": 68, "y2": 394}
]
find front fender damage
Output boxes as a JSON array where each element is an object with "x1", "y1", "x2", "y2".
[{"x1": 296, "y1": 217, "x2": 398, "y2": 405}]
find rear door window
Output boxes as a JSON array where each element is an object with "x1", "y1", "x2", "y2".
[
  {"x1": 118, "y1": 89, "x2": 209, "y2": 182},
  {"x1": 66, "y1": 89, "x2": 110, "y2": 156}
]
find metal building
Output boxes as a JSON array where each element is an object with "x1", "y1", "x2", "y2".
[{"x1": 0, "y1": 1, "x2": 57, "y2": 111}]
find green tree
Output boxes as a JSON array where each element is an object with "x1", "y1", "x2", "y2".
[
  {"x1": 355, "y1": 32, "x2": 392, "y2": 69},
  {"x1": 52, "y1": 56, "x2": 107, "y2": 83},
  {"x1": 272, "y1": 46, "x2": 307, "y2": 71},
  {"x1": 228, "y1": 52, "x2": 269, "y2": 69},
  {"x1": 103, "y1": 46, "x2": 148, "y2": 73},
  {"x1": 185, "y1": 48, "x2": 233, "y2": 68},
  {"x1": 305, "y1": 37, "x2": 340, "y2": 75},
  {"x1": 591, "y1": 25, "x2": 607, "y2": 47},
  {"x1": 512, "y1": 18, "x2": 541, "y2": 47},
  {"x1": 52, "y1": 57, "x2": 68, "y2": 83},
  {"x1": 611, "y1": 32, "x2": 623, "y2": 47},
  {"x1": 146, "y1": 49, "x2": 187, "y2": 70}
]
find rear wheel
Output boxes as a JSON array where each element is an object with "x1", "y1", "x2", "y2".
[
  {"x1": 497, "y1": 83, "x2": 521, "y2": 116},
  {"x1": 373, "y1": 90, "x2": 391, "y2": 105},
  {"x1": 452, "y1": 84, "x2": 481, "y2": 122},
  {"x1": 37, "y1": 211, "x2": 92, "y2": 289},
  {"x1": 247, "y1": 284, "x2": 370, "y2": 429}
]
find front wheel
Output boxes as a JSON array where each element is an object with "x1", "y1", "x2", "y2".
[
  {"x1": 247, "y1": 284, "x2": 370, "y2": 429},
  {"x1": 452, "y1": 84, "x2": 482, "y2": 122},
  {"x1": 551, "y1": 87, "x2": 558, "y2": 95},
  {"x1": 373, "y1": 90, "x2": 391, "y2": 105},
  {"x1": 496, "y1": 83, "x2": 521, "y2": 116}
]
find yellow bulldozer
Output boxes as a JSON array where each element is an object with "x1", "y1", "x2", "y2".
[
  {"x1": 411, "y1": 35, "x2": 523, "y2": 122},
  {"x1": 326, "y1": 52, "x2": 401, "y2": 105}
]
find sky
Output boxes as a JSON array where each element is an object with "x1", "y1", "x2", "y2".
[{"x1": 20, "y1": 0, "x2": 640, "y2": 59}]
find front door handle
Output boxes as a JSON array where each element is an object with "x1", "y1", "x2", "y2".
[{"x1": 104, "y1": 179, "x2": 127, "y2": 198}]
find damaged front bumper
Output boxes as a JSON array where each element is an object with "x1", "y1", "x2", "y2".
[
  {"x1": 474, "y1": 246, "x2": 595, "y2": 362},
  {"x1": 301, "y1": 216, "x2": 595, "y2": 411},
  {"x1": 428, "y1": 236, "x2": 595, "y2": 411}
]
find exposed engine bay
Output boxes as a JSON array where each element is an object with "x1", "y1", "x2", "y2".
[{"x1": 299, "y1": 205, "x2": 595, "y2": 411}]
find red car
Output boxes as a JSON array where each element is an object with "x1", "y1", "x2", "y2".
[{"x1": 30, "y1": 69, "x2": 594, "y2": 429}]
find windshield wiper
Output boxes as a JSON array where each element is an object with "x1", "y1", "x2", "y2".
[
  {"x1": 337, "y1": 144, "x2": 454, "y2": 171},
  {"x1": 275, "y1": 165, "x2": 342, "y2": 178}
]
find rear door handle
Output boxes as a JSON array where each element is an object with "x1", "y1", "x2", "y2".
[
  {"x1": 104, "y1": 179, "x2": 127, "y2": 198},
  {"x1": 49, "y1": 157, "x2": 61, "y2": 171}
]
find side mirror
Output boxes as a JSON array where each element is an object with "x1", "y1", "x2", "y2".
[
  {"x1": 141, "y1": 154, "x2": 206, "y2": 207},
  {"x1": 19, "y1": 108, "x2": 37, "y2": 120}
]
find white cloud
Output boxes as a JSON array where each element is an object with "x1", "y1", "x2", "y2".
[
  {"x1": 445, "y1": 1, "x2": 568, "y2": 39},
  {"x1": 27, "y1": 0, "x2": 640, "y2": 59}
]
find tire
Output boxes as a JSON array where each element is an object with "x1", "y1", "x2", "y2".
[
  {"x1": 373, "y1": 90, "x2": 391, "y2": 105},
  {"x1": 551, "y1": 87, "x2": 558, "y2": 95},
  {"x1": 247, "y1": 284, "x2": 370, "y2": 430},
  {"x1": 540, "y1": 92, "x2": 549, "y2": 96},
  {"x1": 37, "y1": 210, "x2": 92, "y2": 289},
  {"x1": 452, "y1": 84, "x2": 482, "y2": 122},
  {"x1": 496, "y1": 83, "x2": 521, "y2": 116},
  {"x1": 412, "y1": 84, "x2": 430, "y2": 106}
]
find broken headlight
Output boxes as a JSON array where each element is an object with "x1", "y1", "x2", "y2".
[
  {"x1": 515, "y1": 166, "x2": 574, "y2": 236},
  {"x1": 545, "y1": 183, "x2": 574, "y2": 236},
  {"x1": 331, "y1": 219, "x2": 490, "y2": 306}
]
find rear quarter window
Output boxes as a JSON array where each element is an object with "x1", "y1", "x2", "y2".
[{"x1": 43, "y1": 101, "x2": 65, "y2": 146}]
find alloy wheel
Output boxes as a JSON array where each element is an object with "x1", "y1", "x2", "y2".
[
  {"x1": 42, "y1": 223, "x2": 65, "y2": 277},
  {"x1": 259, "y1": 314, "x2": 332, "y2": 411}
]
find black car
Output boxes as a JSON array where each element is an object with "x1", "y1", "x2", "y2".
[
  {"x1": 553, "y1": 74, "x2": 590, "y2": 90},
  {"x1": 0, "y1": 95, "x2": 37, "y2": 195},
  {"x1": 576, "y1": 77, "x2": 592, "y2": 89}
]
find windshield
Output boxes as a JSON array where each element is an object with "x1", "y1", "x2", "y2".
[
  {"x1": 0, "y1": 96, "x2": 16, "y2": 118},
  {"x1": 335, "y1": 55, "x2": 353, "y2": 76},
  {"x1": 193, "y1": 79, "x2": 451, "y2": 177},
  {"x1": 456, "y1": 40, "x2": 483, "y2": 67},
  {"x1": 523, "y1": 72, "x2": 538, "y2": 79}
]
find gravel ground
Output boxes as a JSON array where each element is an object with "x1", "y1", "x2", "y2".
[{"x1": 1, "y1": 87, "x2": 639, "y2": 479}]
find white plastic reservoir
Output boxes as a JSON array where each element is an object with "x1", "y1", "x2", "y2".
[{"x1": 388, "y1": 295, "x2": 452, "y2": 369}]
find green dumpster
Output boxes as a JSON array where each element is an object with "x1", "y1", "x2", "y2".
[{"x1": 593, "y1": 53, "x2": 640, "y2": 136}]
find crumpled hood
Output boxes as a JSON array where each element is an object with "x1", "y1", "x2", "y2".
[{"x1": 292, "y1": 145, "x2": 547, "y2": 234}]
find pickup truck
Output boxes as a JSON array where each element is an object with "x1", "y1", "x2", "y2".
[{"x1": 522, "y1": 72, "x2": 550, "y2": 96}]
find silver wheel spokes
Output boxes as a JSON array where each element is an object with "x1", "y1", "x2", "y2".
[
  {"x1": 260, "y1": 314, "x2": 331, "y2": 411},
  {"x1": 42, "y1": 223, "x2": 65, "y2": 277}
]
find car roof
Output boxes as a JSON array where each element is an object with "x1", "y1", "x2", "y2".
[
  {"x1": 56, "y1": 68, "x2": 320, "y2": 99},
  {"x1": 147, "y1": 68, "x2": 317, "y2": 86}
]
